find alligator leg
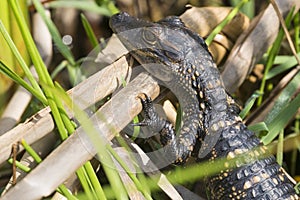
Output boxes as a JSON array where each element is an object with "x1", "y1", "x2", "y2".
[{"x1": 133, "y1": 93, "x2": 197, "y2": 164}]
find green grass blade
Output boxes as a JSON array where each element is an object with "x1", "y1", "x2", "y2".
[
  {"x1": 248, "y1": 122, "x2": 269, "y2": 135},
  {"x1": 119, "y1": 77, "x2": 141, "y2": 141},
  {"x1": 9, "y1": 0, "x2": 70, "y2": 141},
  {"x1": 0, "y1": 20, "x2": 43, "y2": 96},
  {"x1": 266, "y1": 52, "x2": 300, "y2": 80},
  {"x1": 0, "y1": 61, "x2": 47, "y2": 104},
  {"x1": 57, "y1": 185, "x2": 78, "y2": 200},
  {"x1": 10, "y1": 0, "x2": 30, "y2": 70},
  {"x1": 9, "y1": 0, "x2": 47, "y2": 82},
  {"x1": 25, "y1": 143, "x2": 79, "y2": 199},
  {"x1": 81, "y1": 164, "x2": 98, "y2": 199},
  {"x1": 265, "y1": 72, "x2": 300, "y2": 124},
  {"x1": 276, "y1": 130, "x2": 284, "y2": 166},
  {"x1": 295, "y1": 11, "x2": 300, "y2": 52},
  {"x1": 48, "y1": 1, "x2": 112, "y2": 16},
  {"x1": 131, "y1": 116, "x2": 141, "y2": 140},
  {"x1": 8, "y1": 141, "x2": 78, "y2": 199},
  {"x1": 80, "y1": 14, "x2": 100, "y2": 50},
  {"x1": 76, "y1": 167, "x2": 96, "y2": 200},
  {"x1": 262, "y1": 93, "x2": 300, "y2": 144},
  {"x1": 52, "y1": 83, "x2": 128, "y2": 200},
  {"x1": 84, "y1": 162, "x2": 107, "y2": 200},
  {"x1": 205, "y1": 0, "x2": 249, "y2": 46},
  {"x1": 295, "y1": 182, "x2": 300, "y2": 194},
  {"x1": 95, "y1": 0, "x2": 119, "y2": 15},
  {"x1": 103, "y1": 145, "x2": 270, "y2": 199},
  {"x1": 273, "y1": 55, "x2": 292, "y2": 64},
  {"x1": 257, "y1": 7, "x2": 295, "y2": 105},
  {"x1": 0, "y1": 0, "x2": 15, "y2": 77},
  {"x1": 261, "y1": 63, "x2": 300, "y2": 145},
  {"x1": 230, "y1": 0, "x2": 254, "y2": 18},
  {"x1": 291, "y1": 116, "x2": 300, "y2": 176},
  {"x1": 21, "y1": 139, "x2": 42, "y2": 163},
  {"x1": 106, "y1": 144, "x2": 152, "y2": 200},
  {"x1": 239, "y1": 91, "x2": 261, "y2": 119},
  {"x1": 32, "y1": 0, "x2": 76, "y2": 66},
  {"x1": 51, "y1": 60, "x2": 68, "y2": 79},
  {"x1": 7, "y1": 158, "x2": 31, "y2": 172}
]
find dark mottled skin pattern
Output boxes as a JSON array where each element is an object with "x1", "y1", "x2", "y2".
[{"x1": 110, "y1": 12, "x2": 299, "y2": 199}]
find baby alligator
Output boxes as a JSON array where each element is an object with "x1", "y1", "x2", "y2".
[{"x1": 110, "y1": 12, "x2": 299, "y2": 199}]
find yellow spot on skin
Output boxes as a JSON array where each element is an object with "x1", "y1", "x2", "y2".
[
  {"x1": 260, "y1": 146, "x2": 266, "y2": 154},
  {"x1": 194, "y1": 71, "x2": 199, "y2": 77},
  {"x1": 224, "y1": 162, "x2": 229, "y2": 168},
  {"x1": 187, "y1": 68, "x2": 192, "y2": 73},
  {"x1": 235, "y1": 116, "x2": 242, "y2": 121},
  {"x1": 261, "y1": 173, "x2": 269, "y2": 179},
  {"x1": 211, "y1": 123, "x2": 219, "y2": 131},
  {"x1": 232, "y1": 186, "x2": 236, "y2": 191},
  {"x1": 290, "y1": 195, "x2": 295, "y2": 200},
  {"x1": 243, "y1": 181, "x2": 252, "y2": 190},
  {"x1": 199, "y1": 91, "x2": 203, "y2": 98},
  {"x1": 234, "y1": 149, "x2": 244, "y2": 155},
  {"x1": 254, "y1": 150, "x2": 260, "y2": 157},
  {"x1": 272, "y1": 178, "x2": 278, "y2": 185},
  {"x1": 227, "y1": 151, "x2": 235, "y2": 159},
  {"x1": 235, "y1": 124, "x2": 241, "y2": 130},
  {"x1": 200, "y1": 103, "x2": 205, "y2": 109},
  {"x1": 252, "y1": 175, "x2": 261, "y2": 183},
  {"x1": 183, "y1": 126, "x2": 190, "y2": 132},
  {"x1": 249, "y1": 151, "x2": 255, "y2": 158},
  {"x1": 207, "y1": 81, "x2": 214, "y2": 89},
  {"x1": 279, "y1": 174, "x2": 285, "y2": 182},
  {"x1": 279, "y1": 167, "x2": 284, "y2": 172},
  {"x1": 218, "y1": 120, "x2": 225, "y2": 128},
  {"x1": 223, "y1": 172, "x2": 228, "y2": 177},
  {"x1": 226, "y1": 121, "x2": 232, "y2": 126},
  {"x1": 212, "y1": 149, "x2": 216, "y2": 155},
  {"x1": 262, "y1": 145, "x2": 267, "y2": 150}
]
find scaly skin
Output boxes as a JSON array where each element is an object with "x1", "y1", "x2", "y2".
[{"x1": 110, "y1": 12, "x2": 299, "y2": 199}]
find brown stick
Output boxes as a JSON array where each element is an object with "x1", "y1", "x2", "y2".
[
  {"x1": 0, "y1": 56, "x2": 130, "y2": 165},
  {"x1": 221, "y1": 0, "x2": 299, "y2": 93},
  {"x1": 1, "y1": 72, "x2": 159, "y2": 200}
]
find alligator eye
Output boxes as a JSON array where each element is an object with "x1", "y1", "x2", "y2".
[{"x1": 142, "y1": 29, "x2": 157, "y2": 45}]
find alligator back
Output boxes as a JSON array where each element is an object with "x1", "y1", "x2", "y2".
[{"x1": 204, "y1": 119, "x2": 298, "y2": 199}]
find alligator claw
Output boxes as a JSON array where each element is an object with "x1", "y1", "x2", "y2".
[
  {"x1": 131, "y1": 121, "x2": 148, "y2": 126},
  {"x1": 136, "y1": 93, "x2": 153, "y2": 110},
  {"x1": 133, "y1": 93, "x2": 165, "y2": 132},
  {"x1": 131, "y1": 93, "x2": 154, "y2": 127}
]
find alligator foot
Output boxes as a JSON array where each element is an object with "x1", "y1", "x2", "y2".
[{"x1": 132, "y1": 93, "x2": 166, "y2": 133}]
